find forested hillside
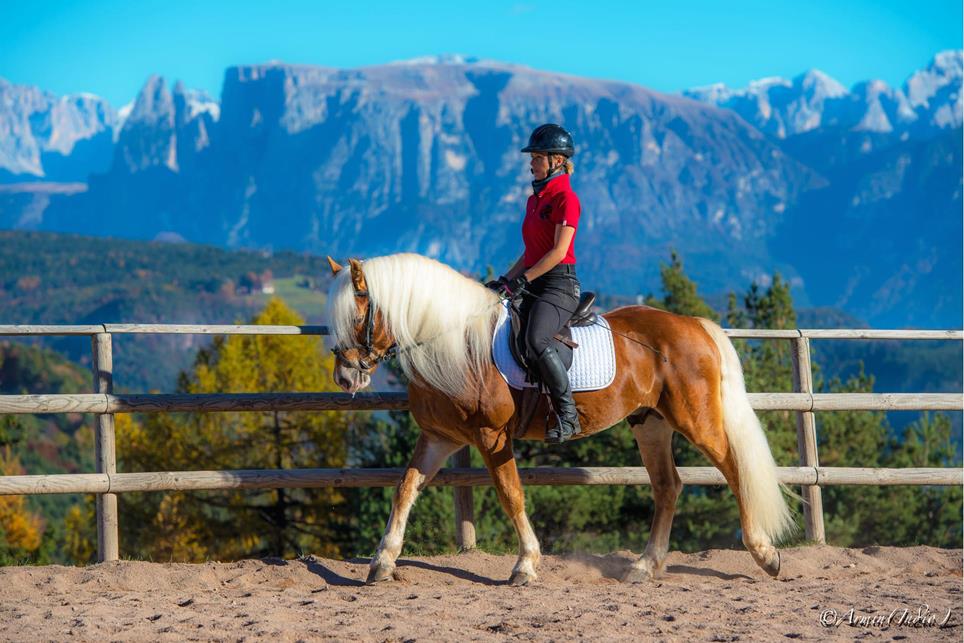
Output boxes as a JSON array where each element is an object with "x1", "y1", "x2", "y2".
[{"x1": 0, "y1": 231, "x2": 334, "y2": 390}]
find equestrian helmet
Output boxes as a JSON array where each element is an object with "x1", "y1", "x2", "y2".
[{"x1": 520, "y1": 123, "x2": 575, "y2": 157}]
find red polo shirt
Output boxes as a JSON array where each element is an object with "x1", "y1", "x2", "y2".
[{"x1": 522, "y1": 173, "x2": 581, "y2": 268}]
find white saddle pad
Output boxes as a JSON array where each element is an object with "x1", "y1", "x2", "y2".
[{"x1": 491, "y1": 300, "x2": 617, "y2": 391}]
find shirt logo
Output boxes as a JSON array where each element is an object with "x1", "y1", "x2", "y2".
[{"x1": 539, "y1": 205, "x2": 552, "y2": 220}]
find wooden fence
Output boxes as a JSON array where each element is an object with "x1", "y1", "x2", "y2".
[{"x1": 0, "y1": 324, "x2": 961, "y2": 562}]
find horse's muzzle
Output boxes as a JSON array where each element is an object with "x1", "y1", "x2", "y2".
[{"x1": 332, "y1": 363, "x2": 371, "y2": 394}]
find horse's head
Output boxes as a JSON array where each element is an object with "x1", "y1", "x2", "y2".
[{"x1": 326, "y1": 256, "x2": 397, "y2": 393}]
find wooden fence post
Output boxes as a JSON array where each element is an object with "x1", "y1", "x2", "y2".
[
  {"x1": 92, "y1": 332, "x2": 119, "y2": 562},
  {"x1": 790, "y1": 336, "x2": 826, "y2": 543},
  {"x1": 452, "y1": 446, "x2": 476, "y2": 550}
]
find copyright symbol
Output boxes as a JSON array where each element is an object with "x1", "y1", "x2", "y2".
[{"x1": 819, "y1": 608, "x2": 837, "y2": 627}]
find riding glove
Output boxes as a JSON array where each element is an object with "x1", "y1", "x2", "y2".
[
  {"x1": 497, "y1": 274, "x2": 529, "y2": 299},
  {"x1": 485, "y1": 277, "x2": 505, "y2": 291}
]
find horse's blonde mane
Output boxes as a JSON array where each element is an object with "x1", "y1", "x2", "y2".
[{"x1": 327, "y1": 253, "x2": 502, "y2": 397}]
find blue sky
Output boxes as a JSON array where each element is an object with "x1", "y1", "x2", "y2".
[{"x1": 1, "y1": 0, "x2": 960, "y2": 106}]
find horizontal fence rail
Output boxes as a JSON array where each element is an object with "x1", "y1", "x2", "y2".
[
  {"x1": 0, "y1": 324, "x2": 329, "y2": 336},
  {"x1": 0, "y1": 466, "x2": 959, "y2": 497},
  {"x1": 1, "y1": 323, "x2": 961, "y2": 561},
  {"x1": 2, "y1": 324, "x2": 961, "y2": 340},
  {"x1": 0, "y1": 392, "x2": 960, "y2": 415}
]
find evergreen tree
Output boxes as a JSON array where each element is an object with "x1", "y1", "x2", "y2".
[{"x1": 646, "y1": 250, "x2": 719, "y2": 321}]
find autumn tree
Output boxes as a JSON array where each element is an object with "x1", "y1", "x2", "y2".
[
  {"x1": 0, "y1": 423, "x2": 43, "y2": 564},
  {"x1": 117, "y1": 297, "x2": 352, "y2": 561},
  {"x1": 0, "y1": 344, "x2": 94, "y2": 565}
]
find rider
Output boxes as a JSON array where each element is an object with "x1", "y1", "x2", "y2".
[{"x1": 487, "y1": 123, "x2": 582, "y2": 444}]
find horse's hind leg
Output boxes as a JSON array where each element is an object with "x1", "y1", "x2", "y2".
[
  {"x1": 368, "y1": 433, "x2": 462, "y2": 584},
  {"x1": 623, "y1": 413, "x2": 681, "y2": 582},
  {"x1": 476, "y1": 426, "x2": 541, "y2": 586},
  {"x1": 689, "y1": 434, "x2": 782, "y2": 577},
  {"x1": 664, "y1": 398, "x2": 783, "y2": 578}
]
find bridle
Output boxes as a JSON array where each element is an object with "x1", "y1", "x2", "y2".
[{"x1": 331, "y1": 287, "x2": 398, "y2": 371}]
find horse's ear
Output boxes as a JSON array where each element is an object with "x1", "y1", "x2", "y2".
[
  {"x1": 348, "y1": 258, "x2": 367, "y2": 292},
  {"x1": 326, "y1": 256, "x2": 343, "y2": 275}
]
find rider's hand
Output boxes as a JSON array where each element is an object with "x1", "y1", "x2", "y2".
[
  {"x1": 485, "y1": 276, "x2": 507, "y2": 291},
  {"x1": 497, "y1": 274, "x2": 529, "y2": 299}
]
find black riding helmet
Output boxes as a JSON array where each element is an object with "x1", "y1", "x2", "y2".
[{"x1": 520, "y1": 123, "x2": 575, "y2": 157}]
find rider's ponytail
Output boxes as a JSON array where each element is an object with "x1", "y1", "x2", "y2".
[{"x1": 552, "y1": 154, "x2": 574, "y2": 175}]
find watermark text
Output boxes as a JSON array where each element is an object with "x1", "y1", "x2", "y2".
[{"x1": 819, "y1": 604, "x2": 953, "y2": 629}]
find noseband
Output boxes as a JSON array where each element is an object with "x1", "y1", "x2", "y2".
[{"x1": 332, "y1": 287, "x2": 398, "y2": 370}]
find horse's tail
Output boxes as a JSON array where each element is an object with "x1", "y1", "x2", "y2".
[{"x1": 697, "y1": 319, "x2": 795, "y2": 544}]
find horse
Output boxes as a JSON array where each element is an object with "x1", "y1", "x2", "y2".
[{"x1": 325, "y1": 253, "x2": 794, "y2": 586}]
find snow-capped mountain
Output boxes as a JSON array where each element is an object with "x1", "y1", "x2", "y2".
[
  {"x1": 683, "y1": 52, "x2": 961, "y2": 329},
  {"x1": 904, "y1": 50, "x2": 963, "y2": 129},
  {"x1": 683, "y1": 50, "x2": 962, "y2": 137}
]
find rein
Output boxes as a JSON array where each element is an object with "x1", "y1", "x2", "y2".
[{"x1": 334, "y1": 280, "x2": 668, "y2": 371}]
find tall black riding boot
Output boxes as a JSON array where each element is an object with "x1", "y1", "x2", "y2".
[{"x1": 534, "y1": 344, "x2": 582, "y2": 443}]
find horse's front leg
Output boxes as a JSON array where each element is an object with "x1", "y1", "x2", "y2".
[
  {"x1": 368, "y1": 433, "x2": 462, "y2": 584},
  {"x1": 476, "y1": 426, "x2": 541, "y2": 586}
]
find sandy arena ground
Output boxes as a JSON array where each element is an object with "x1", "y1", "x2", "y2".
[{"x1": 0, "y1": 545, "x2": 960, "y2": 641}]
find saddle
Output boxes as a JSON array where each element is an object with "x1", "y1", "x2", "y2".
[
  {"x1": 504, "y1": 291, "x2": 597, "y2": 438},
  {"x1": 507, "y1": 291, "x2": 597, "y2": 379}
]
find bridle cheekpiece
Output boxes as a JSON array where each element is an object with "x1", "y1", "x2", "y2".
[{"x1": 331, "y1": 286, "x2": 398, "y2": 371}]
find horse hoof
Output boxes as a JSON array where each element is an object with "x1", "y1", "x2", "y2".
[
  {"x1": 763, "y1": 550, "x2": 781, "y2": 578},
  {"x1": 621, "y1": 566, "x2": 654, "y2": 584},
  {"x1": 509, "y1": 571, "x2": 535, "y2": 586},
  {"x1": 366, "y1": 563, "x2": 395, "y2": 584}
]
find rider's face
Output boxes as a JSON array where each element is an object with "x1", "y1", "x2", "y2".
[{"x1": 529, "y1": 153, "x2": 550, "y2": 180}]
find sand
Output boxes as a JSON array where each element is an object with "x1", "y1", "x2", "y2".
[{"x1": 0, "y1": 545, "x2": 960, "y2": 642}]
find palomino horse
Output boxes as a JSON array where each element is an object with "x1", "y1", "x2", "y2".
[{"x1": 326, "y1": 253, "x2": 794, "y2": 586}]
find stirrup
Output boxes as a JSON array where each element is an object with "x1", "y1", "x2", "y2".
[
  {"x1": 545, "y1": 419, "x2": 579, "y2": 444},
  {"x1": 544, "y1": 405, "x2": 581, "y2": 444}
]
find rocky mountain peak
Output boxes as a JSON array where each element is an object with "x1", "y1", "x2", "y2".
[
  {"x1": 794, "y1": 69, "x2": 848, "y2": 98},
  {"x1": 0, "y1": 78, "x2": 115, "y2": 179},
  {"x1": 115, "y1": 76, "x2": 217, "y2": 174},
  {"x1": 903, "y1": 50, "x2": 962, "y2": 129},
  {"x1": 126, "y1": 75, "x2": 175, "y2": 128}
]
